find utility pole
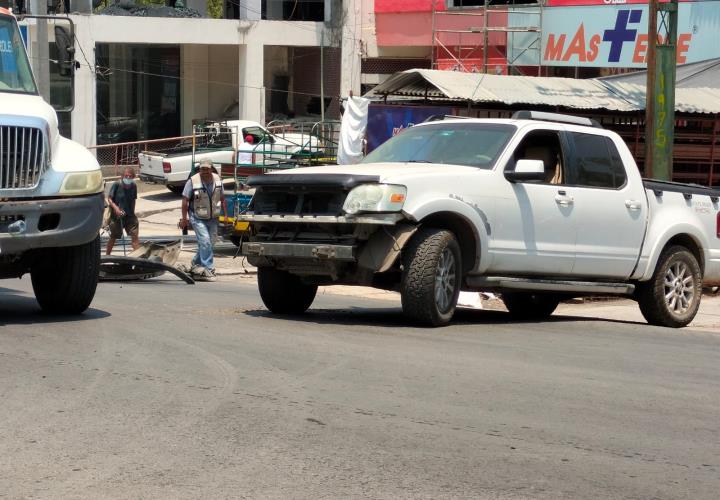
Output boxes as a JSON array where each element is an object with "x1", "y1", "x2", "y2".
[
  {"x1": 29, "y1": 0, "x2": 50, "y2": 101},
  {"x1": 320, "y1": 29, "x2": 325, "y2": 123},
  {"x1": 483, "y1": 0, "x2": 489, "y2": 73},
  {"x1": 644, "y1": 0, "x2": 678, "y2": 181}
]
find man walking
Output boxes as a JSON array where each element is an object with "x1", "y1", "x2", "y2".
[
  {"x1": 106, "y1": 167, "x2": 140, "y2": 255},
  {"x1": 179, "y1": 159, "x2": 227, "y2": 281}
]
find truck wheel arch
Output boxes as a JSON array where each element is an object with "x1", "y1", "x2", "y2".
[
  {"x1": 641, "y1": 228, "x2": 706, "y2": 282},
  {"x1": 417, "y1": 211, "x2": 480, "y2": 274}
]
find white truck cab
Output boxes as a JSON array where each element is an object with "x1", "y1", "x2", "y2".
[
  {"x1": 240, "y1": 111, "x2": 720, "y2": 328},
  {"x1": 0, "y1": 9, "x2": 103, "y2": 313}
]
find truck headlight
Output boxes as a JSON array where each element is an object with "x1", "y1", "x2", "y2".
[
  {"x1": 343, "y1": 184, "x2": 407, "y2": 215},
  {"x1": 59, "y1": 170, "x2": 103, "y2": 195}
]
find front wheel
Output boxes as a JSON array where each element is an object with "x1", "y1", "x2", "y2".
[
  {"x1": 258, "y1": 267, "x2": 317, "y2": 314},
  {"x1": 401, "y1": 228, "x2": 462, "y2": 326},
  {"x1": 502, "y1": 292, "x2": 560, "y2": 320},
  {"x1": 636, "y1": 245, "x2": 702, "y2": 328},
  {"x1": 31, "y1": 236, "x2": 101, "y2": 314}
]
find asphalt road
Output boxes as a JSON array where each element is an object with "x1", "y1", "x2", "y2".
[{"x1": 1, "y1": 277, "x2": 719, "y2": 499}]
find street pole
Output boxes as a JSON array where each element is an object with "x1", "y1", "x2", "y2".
[
  {"x1": 320, "y1": 29, "x2": 325, "y2": 123},
  {"x1": 483, "y1": 0, "x2": 489, "y2": 73},
  {"x1": 644, "y1": 0, "x2": 678, "y2": 181},
  {"x1": 29, "y1": 0, "x2": 50, "y2": 101}
]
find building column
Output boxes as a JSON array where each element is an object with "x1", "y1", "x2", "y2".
[
  {"x1": 181, "y1": 45, "x2": 210, "y2": 134},
  {"x1": 339, "y1": 0, "x2": 361, "y2": 98},
  {"x1": 238, "y1": 42, "x2": 264, "y2": 124},
  {"x1": 70, "y1": 15, "x2": 96, "y2": 147}
]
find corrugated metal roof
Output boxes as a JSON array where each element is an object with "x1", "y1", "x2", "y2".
[
  {"x1": 599, "y1": 58, "x2": 720, "y2": 88},
  {"x1": 367, "y1": 68, "x2": 720, "y2": 115}
]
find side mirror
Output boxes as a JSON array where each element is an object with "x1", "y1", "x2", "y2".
[
  {"x1": 54, "y1": 26, "x2": 75, "y2": 78},
  {"x1": 505, "y1": 159, "x2": 546, "y2": 183}
]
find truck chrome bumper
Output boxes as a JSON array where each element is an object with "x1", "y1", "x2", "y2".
[
  {"x1": 242, "y1": 241, "x2": 355, "y2": 261},
  {"x1": 0, "y1": 193, "x2": 103, "y2": 255},
  {"x1": 239, "y1": 213, "x2": 404, "y2": 225},
  {"x1": 139, "y1": 173, "x2": 169, "y2": 185}
]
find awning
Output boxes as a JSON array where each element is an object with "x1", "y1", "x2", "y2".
[{"x1": 365, "y1": 65, "x2": 720, "y2": 115}]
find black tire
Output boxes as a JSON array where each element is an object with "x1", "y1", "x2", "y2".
[
  {"x1": 636, "y1": 245, "x2": 702, "y2": 328},
  {"x1": 229, "y1": 235, "x2": 241, "y2": 247},
  {"x1": 258, "y1": 267, "x2": 317, "y2": 314},
  {"x1": 31, "y1": 236, "x2": 101, "y2": 314},
  {"x1": 502, "y1": 292, "x2": 560, "y2": 320},
  {"x1": 401, "y1": 228, "x2": 462, "y2": 327},
  {"x1": 166, "y1": 184, "x2": 184, "y2": 195}
]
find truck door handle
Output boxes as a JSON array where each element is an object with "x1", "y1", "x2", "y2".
[
  {"x1": 554, "y1": 194, "x2": 574, "y2": 206},
  {"x1": 625, "y1": 200, "x2": 642, "y2": 211}
]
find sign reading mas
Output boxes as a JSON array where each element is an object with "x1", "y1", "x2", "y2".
[{"x1": 542, "y1": 3, "x2": 719, "y2": 67}]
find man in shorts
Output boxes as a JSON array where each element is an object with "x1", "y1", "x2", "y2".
[{"x1": 106, "y1": 167, "x2": 140, "y2": 255}]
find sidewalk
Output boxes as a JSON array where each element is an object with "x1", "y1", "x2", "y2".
[{"x1": 121, "y1": 183, "x2": 720, "y2": 333}]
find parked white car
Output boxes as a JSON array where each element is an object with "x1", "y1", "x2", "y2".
[
  {"x1": 239, "y1": 111, "x2": 720, "y2": 327},
  {"x1": 139, "y1": 120, "x2": 316, "y2": 193}
]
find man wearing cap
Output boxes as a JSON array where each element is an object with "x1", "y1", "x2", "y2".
[{"x1": 179, "y1": 159, "x2": 227, "y2": 281}]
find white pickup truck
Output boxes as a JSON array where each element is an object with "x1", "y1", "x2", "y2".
[
  {"x1": 239, "y1": 111, "x2": 720, "y2": 328},
  {"x1": 139, "y1": 120, "x2": 317, "y2": 193},
  {"x1": 0, "y1": 9, "x2": 103, "y2": 313}
]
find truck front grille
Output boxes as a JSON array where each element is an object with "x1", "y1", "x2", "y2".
[
  {"x1": 0, "y1": 125, "x2": 47, "y2": 189},
  {"x1": 251, "y1": 189, "x2": 347, "y2": 216}
]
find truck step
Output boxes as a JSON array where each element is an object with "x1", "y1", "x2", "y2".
[{"x1": 466, "y1": 276, "x2": 635, "y2": 296}]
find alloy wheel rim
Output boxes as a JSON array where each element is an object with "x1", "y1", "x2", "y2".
[
  {"x1": 434, "y1": 248, "x2": 456, "y2": 312},
  {"x1": 663, "y1": 261, "x2": 695, "y2": 315}
]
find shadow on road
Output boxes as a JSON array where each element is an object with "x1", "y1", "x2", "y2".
[
  {"x1": 140, "y1": 191, "x2": 180, "y2": 203},
  {"x1": 0, "y1": 287, "x2": 110, "y2": 326},
  {"x1": 242, "y1": 306, "x2": 638, "y2": 329}
]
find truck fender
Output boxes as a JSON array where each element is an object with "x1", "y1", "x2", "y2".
[
  {"x1": 403, "y1": 197, "x2": 490, "y2": 273},
  {"x1": 635, "y1": 223, "x2": 709, "y2": 282},
  {"x1": 357, "y1": 224, "x2": 417, "y2": 273}
]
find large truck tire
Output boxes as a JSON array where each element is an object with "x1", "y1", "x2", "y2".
[
  {"x1": 636, "y1": 245, "x2": 702, "y2": 328},
  {"x1": 401, "y1": 228, "x2": 461, "y2": 327},
  {"x1": 31, "y1": 236, "x2": 101, "y2": 314},
  {"x1": 258, "y1": 267, "x2": 317, "y2": 314},
  {"x1": 502, "y1": 292, "x2": 560, "y2": 320}
]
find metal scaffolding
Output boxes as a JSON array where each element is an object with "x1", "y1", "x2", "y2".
[{"x1": 431, "y1": 1, "x2": 543, "y2": 75}]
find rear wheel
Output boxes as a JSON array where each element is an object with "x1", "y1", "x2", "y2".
[
  {"x1": 401, "y1": 228, "x2": 461, "y2": 326},
  {"x1": 502, "y1": 292, "x2": 560, "y2": 320},
  {"x1": 258, "y1": 267, "x2": 317, "y2": 314},
  {"x1": 31, "y1": 236, "x2": 101, "y2": 314},
  {"x1": 636, "y1": 245, "x2": 702, "y2": 328}
]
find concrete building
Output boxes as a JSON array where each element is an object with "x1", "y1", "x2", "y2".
[{"x1": 16, "y1": 0, "x2": 363, "y2": 147}]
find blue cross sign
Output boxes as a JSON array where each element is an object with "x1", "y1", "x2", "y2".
[{"x1": 602, "y1": 9, "x2": 643, "y2": 63}]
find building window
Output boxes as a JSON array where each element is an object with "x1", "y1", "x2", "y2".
[
  {"x1": 262, "y1": 0, "x2": 324, "y2": 21},
  {"x1": 96, "y1": 44, "x2": 180, "y2": 144}
]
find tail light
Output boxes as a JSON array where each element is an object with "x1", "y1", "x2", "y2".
[{"x1": 162, "y1": 162, "x2": 171, "y2": 174}]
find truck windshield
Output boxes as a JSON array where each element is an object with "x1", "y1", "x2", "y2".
[
  {"x1": 0, "y1": 16, "x2": 37, "y2": 94},
  {"x1": 363, "y1": 122, "x2": 515, "y2": 168}
]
